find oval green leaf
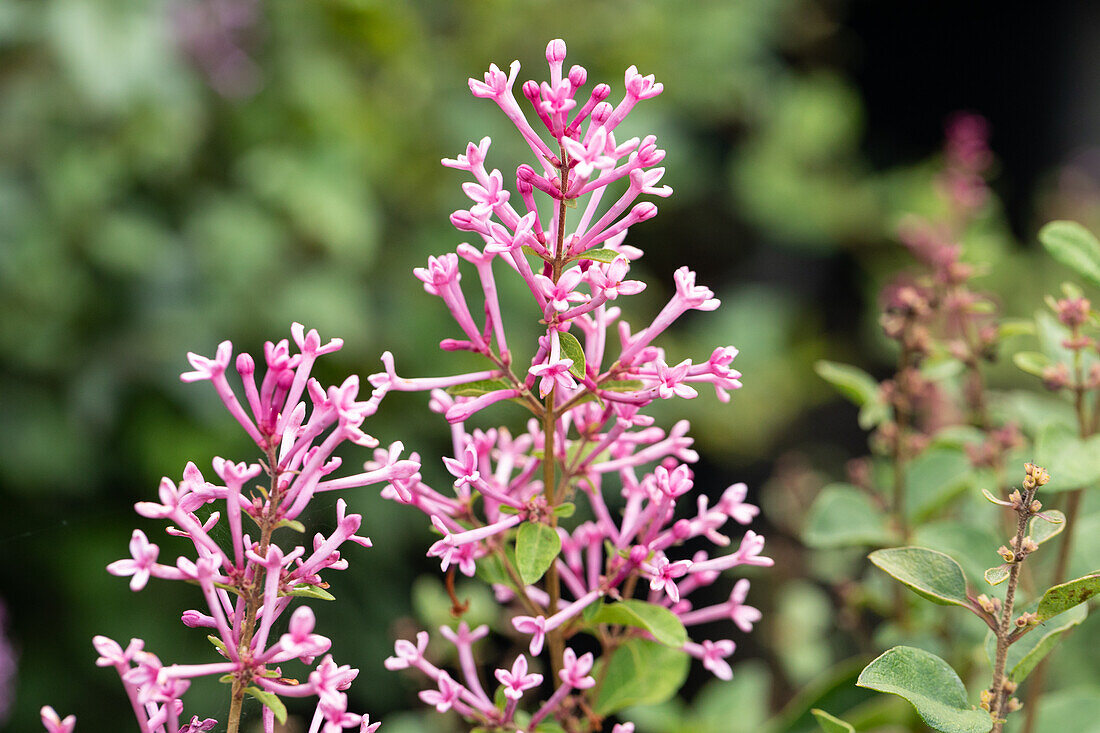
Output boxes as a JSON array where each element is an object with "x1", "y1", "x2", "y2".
[
  {"x1": 587, "y1": 598, "x2": 688, "y2": 648},
  {"x1": 814, "y1": 360, "x2": 879, "y2": 405},
  {"x1": 913, "y1": 520, "x2": 1000, "y2": 586},
  {"x1": 814, "y1": 360, "x2": 889, "y2": 429},
  {"x1": 445, "y1": 378, "x2": 513, "y2": 397},
  {"x1": 574, "y1": 248, "x2": 622, "y2": 263},
  {"x1": 594, "y1": 639, "x2": 689, "y2": 715},
  {"x1": 983, "y1": 565, "x2": 1010, "y2": 586},
  {"x1": 984, "y1": 601, "x2": 1087, "y2": 682},
  {"x1": 856, "y1": 646, "x2": 991, "y2": 733},
  {"x1": 274, "y1": 518, "x2": 306, "y2": 533},
  {"x1": 998, "y1": 318, "x2": 1036, "y2": 339},
  {"x1": 1012, "y1": 351, "x2": 1052, "y2": 378},
  {"x1": 1036, "y1": 573, "x2": 1100, "y2": 622},
  {"x1": 812, "y1": 709, "x2": 855, "y2": 733},
  {"x1": 558, "y1": 331, "x2": 587, "y2": 381},
  {"x1": 515, "y1": 522, "x2": 561, "y2": 586},
  {"x1": 244, "y1": 686, "x2": 287, "y2": 724},
  {"x1": 283, "y1": 583, "x2": 335, "y2": 601},
  {"x1": 1039, "y1": 220, "x2": 1100, "y2": 288},
  {"x1": 868, "y1": 547, "x2": 971, "y2": 608},
  {"x1": 803, "y1": 483, "x2": 894, "y2": 548},
  {"x1": 553, "y1": 502, "x2": 575, "y2": 517},
  {"x1": 904, "y1": 448, "x2": 973, "y2": 522},
  {"x1": 1009, "y1": 604, "x2": 1086, "y2": 682},
  {"x1": 1028, "y1": 509, "x2": 1066, "y2": 547}
]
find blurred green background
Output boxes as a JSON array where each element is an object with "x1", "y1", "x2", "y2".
[{"x1": 2, "y1": 0, "x2": 1099, "y2": 731}]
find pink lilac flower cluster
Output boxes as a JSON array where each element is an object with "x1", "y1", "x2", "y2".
[
  {"x1": 370, "y1": 40, "x2": 770, "y2": 731},
  {"x1": 45, "y1": 324, "x2": 410, "y2": 733}
]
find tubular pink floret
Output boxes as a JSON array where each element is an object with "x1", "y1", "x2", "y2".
[{"x1": 444, "y1": 389, "x2": 522, "y2": 424}]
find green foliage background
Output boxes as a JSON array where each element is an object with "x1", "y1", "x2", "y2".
[{"x1": 2, "y1": 0, "x2": 1099, "y2": 731}]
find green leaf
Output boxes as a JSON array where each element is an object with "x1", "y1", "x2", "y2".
[
  {"x1": 587, "y1": 599, "x2": 688, "y2": 648},
  {"x1": 1012, "y1": 351, "x2": 1052, "y2": 378},
  {"x1": 991, "y1": 390, "x2": 1077, "y2": 437},
  {"x1": 998, "y1": 318, "x2": 1036, "y2": 339},
  {"x1": 1029, "y1": 509, "x2": 1066, "y2": 547},
  {"x1": 812, "y1": 709, "x2": 856, "y2": 733},
  {"x1": 983, "y1": 565, "x2": 1009, "y2": 586},
  {"x1": 553, "y1": 502, "x2": 575, "y2": 518},
  {"x1": 244, "y1": 686, "x2": 287, "y2": 725},
  {"x1": 916, "y1": 455, "x2": 980, "y2": 517},
  {"x1": 207, "y1": 634, "x2": 228, "y2": 656},
  {"x1": 856, "y1": 646, "x2": 991, "y2": 733},
  {"x1": 868, "y1": 547, "x2": 971, "y2": 608},
  {"x1": 594, "y1": 639, "x2": 689, "y2": 715},
  {"x1": 515, "y1": 522, "x2": 561, "y2": 585},
  {"x1": 474, "y1": 550, "x2": 510, "y2": 588},
  {"x1": 574, "y1": 248, "x2": 622, "y2": 263},
  {"x1": 1035, "y1": 423, "x2": 1100, "y2": 492},
  {"x1": 912, "y1": 520, "x2": 999, "y2": 584},
  {"x1": 904, "y1": 448, "x2": 973, "y2": 522},
  {"x1": 445, "y1": 378, "x2": 513, "y2": 397},
  {"x1": 814, "y1": 360, "x2": 889, "y2": 429},
  {"x1": 1007, "y1": 604, "x2": 1087, "y2": 681},
  {"x1": 1037, "y1": 573, "x2": 1100, "y2": 622},
  {"x1": 1039, "y1": 220, "x2": 1100, "y2": 288},
  {"x1": 274, "y1": 518, "x2": 306, "y2": 533},
  {"x1": 283, "y1": 583, "x2": 335, "y2": 601},
  {"x1": 557, "y1": 331, "x2": 587, "y2": 381},
  {"x1": 803, "y1": 483, "x2": 894, "y2": 548},
  {"x1": 984, "y1": 601, "x2": 1087, "y2": 682}
]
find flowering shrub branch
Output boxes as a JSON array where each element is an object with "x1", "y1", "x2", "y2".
[
  {"x1": 44, "y1": 325, "x2": 411, "y2": 733},
  {"x1": 370, "y1": 39, "x2": 769, "y2": 732}
]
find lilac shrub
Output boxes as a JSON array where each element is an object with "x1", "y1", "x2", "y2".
[
  {"x1": 370, "y1": 40, "x2": 770, "y2": 731},
  {"x1": 43, "y1": 324, "x2": 417, "y2": 733}
]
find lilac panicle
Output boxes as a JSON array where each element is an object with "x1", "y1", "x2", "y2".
[
  {"x1": 51, "y1": 324, "x2": 411, "y2": 733},
  {"x1": 375, "y1": 39, "x2": 769, "y2": 732}
]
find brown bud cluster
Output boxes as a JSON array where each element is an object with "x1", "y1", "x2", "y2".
[
  {"x1": 1023, "y1": 462, "x2": 1050, "y2": 490},
  {"x1": 1015, "y1": 611, "x2": 1038, "y2": 628},
  {"x1": 977, "y1": 594, "x2": 1001, "y2": 614}
]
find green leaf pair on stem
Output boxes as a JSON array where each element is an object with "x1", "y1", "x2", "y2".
[{"x1": 861, "y1": 544, "x2": 1100, "y2": 733}]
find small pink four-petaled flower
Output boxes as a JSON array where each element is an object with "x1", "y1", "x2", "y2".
[
  {"x1": 106, "y1": 530, "x2": 159, "y2": 591},
  {"x1": 643, "y1": 554, "x2": 693, "y2": 603},
  {"x1": 419, "y1": 671, "x2": 462, "y2": 713},
  {"x1": 529, "y1": 331, "x2": 578, "y2": 398},
  {"x1": 495, "y1": 654, "x2": 543, "y2": 700}
]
